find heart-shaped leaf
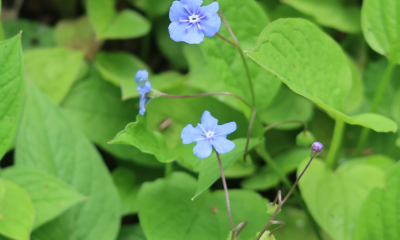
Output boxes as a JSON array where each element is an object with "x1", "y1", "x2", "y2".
[
  {"x1": 112, "y1": 167, "x2": 140, "y2": 216},
  {"x1": 246, "y1": 18, "x2": 397, "y2": 132},
  {"x1": 298, "y1": 159, "x2": 385, "y2": 240}
]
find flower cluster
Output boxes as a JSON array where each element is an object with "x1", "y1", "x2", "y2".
[
  {"x1": 135, "y1": 70, "x2": 152, "y2": 115},
  {"x1": 168, "y1": 0, "x2": 221, "y2": 44}
]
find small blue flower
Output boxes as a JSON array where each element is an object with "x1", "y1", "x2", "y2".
[
  {"x1": 311, "y1": 142, "x2": 323, "y2": 157},
  {"x1": 181, "y1": 110, "x2": 236, "y2": 158},
  {"x1": 168, "y1": 0, "x2": 221, "y2": 44},
  {"x1": 135, "y1": 70, "x2": 152, "y2": 115}
]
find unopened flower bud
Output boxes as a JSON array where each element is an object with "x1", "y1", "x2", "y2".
[{"x1": 311, "y1": 142, "x2": 323, "y2": 157}]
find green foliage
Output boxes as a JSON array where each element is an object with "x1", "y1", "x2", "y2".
[
  {"x1": 0, "y1": 34, "x2": 24, "y2": 160},
  {"x1": 117, "y1": 224, "x2": 147, "y2": 240},
  {"x1": 111, "y1": 167, "x2": 140, "y2": 216}
]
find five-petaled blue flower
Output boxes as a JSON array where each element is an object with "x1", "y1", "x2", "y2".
[
  {"x1": 135, "y1": 70, "x2": 152, "y2": 115},
  {"x1": 181, "y1": 110, "x2": 236, "y2": 158},
  {"x1": 169, "y1": 0, "x2": 221, "y2": 44}
]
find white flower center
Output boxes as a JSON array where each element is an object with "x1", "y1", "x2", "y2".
[
  {"x1": 205, "y1": 131, "x2": 214, "y2": 139},
  {"x1": 188, "y1": 14, "x2": 200, "y2": 23}
]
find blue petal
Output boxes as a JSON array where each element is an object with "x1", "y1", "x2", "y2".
[
  {"x1": 169, "y1": 22, "x2": 190, "y2": 42},
  {"x1": 181, "y1": 124, "x2": 205, "y2": 144},
  {"x1": 169, "y1": 1, "x2": 189, "y2": 22},
  {"x1": 215, "y1": 122, "x2": 236, "y2": 135},
  {"x1": 135, "y1": 70, "x2": 148, "y2": 84},
  {"x1": 181, "y1": 0, "x2": 203, "y2": 14},
  {"x1": 140, "y1": 81, "x2": 152, "y2": 95},
  {"x1": 193, "y1": 139, "x2": 212, "y2": 158},
  {"x1": 181, "y1": 24, "x2": 204, "y2": 44},
  {"x1": 212, "y1": 136, "x2": 235, "y2": 154},
  {"x1": 199, "y1": 1, "x2": 219, "y2": 16},
  {"x1": 139, "y1": 96, "x2": 150, "y2": 115},
  {"x1": 200, "y1": 110, "x2": 218, "y2": 132},
  {"x1": 199, "y1": 13, "x2": 221, "y2": 37}
]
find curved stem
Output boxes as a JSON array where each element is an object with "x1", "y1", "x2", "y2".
[
  {"x1": 216, "y1": 33, "x2": 237, "y2": 48},
  {"x1": 263, "y1": 120, "x2": 308, "y2": 133},
  {"x1": 325, "y1": 119, "x2": 345, "y2": 169},
  {"x1": 215, "y1": 150, "x2": 235, "y2": 231},
  {"x1": 355, "y1": 61, "x2": 395, "y2": 156}
]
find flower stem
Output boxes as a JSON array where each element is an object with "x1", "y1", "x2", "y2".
[
  {"x1": 165, "y1": 162, "x2": 173, "y2": 177},
  {"x1": 263, "y1": 120, "x2": 308, "y2": 133},
  {"x1": 355, "y1": 61, "x2": 395, "y2": 156},
  {"x1": 255, "y1": 156, "x2": 315, "y2": 240},
  {"x1": 216, "y1": 33, "x2": 237, "y2": 48},
  {"x1": 256, "y1": 145, "x2": 323, "y2": 240},
  {"x1": 160, "y1": 92, "x2": 256, "y2": 162},
  {"x1": 325, "y1": 119, "x2": 345, "y2": 169},
  {"x1": 215, "y1": 150, "x2": 235, "y2": 232},
  {"x1": 216, "y1": 6, "x2": 256, "y2": 106}
]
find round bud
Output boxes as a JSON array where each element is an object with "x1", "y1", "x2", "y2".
[
  {"x1": 296, "y1": 131, "x2": 316, "y2": 147},
  {"x1": 311, "y1": 142, "x2": 323, "y2": 157}
]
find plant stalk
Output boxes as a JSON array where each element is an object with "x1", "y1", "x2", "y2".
[{"x1": 325, "y1": 119, "x2": 345, "y2": 169}]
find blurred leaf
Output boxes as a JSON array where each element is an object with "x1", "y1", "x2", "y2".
[
  {"x1": 109, "y1": 114, "x2": 177, "y2": 163},
  {"x1": 246, "y1": 19, "x2": 397, "y2": 132},
  {"x1": 224, "y1": 155, "x2": 255, "y2": 178},
  {"x1": 155, "y1": 16, "x2": 188, "y2": 70},
  {"x1": 298, "y1": 159, "x2": 385, "y2": 240},
  {"x1": 0, "y1": 0, "x2": 3, "y2": 41},
  {"x1": 355, "y1": 161, "x2": 400, "y2": 240},
  {"x1": 200, "y1": 0, "x2": 281, "y2": 110},
  {"x1": 54, "y1": 16, "x2": 102, "y2": 60},
  {"x1": 128, "y1": 0, "x2": 173, "y2": 18},
  {"x1": 241, "y1": 148, "x2": 309, "y2": 191},
  {"x1": 1, "y1": 167, "x2": 85, "y2": 229},
  {"x1": 295, "y1": 131, "x2": 315, "y2": 147},
  {"x1": 259, "y1": 86, "x2": 314, "y2": 130},
  {"x1": 117, "y1": 224, "x2": 147, "y2": 240},
  {"x1": 0, "y1": 34, "x2": 24, "y2": 160},
  {"x1": 261, "y1": 2, "x2": 313, "y2": 23},
  {"x1": 3, "y1": 19, "x2": 54, "y2": 49},
  {"x1": 0, "y1": 179, "x2": 34, "y2": 240},
  {"x1": 283, "y1": 0, "x2": 361, "y2": 33},
  {"x1": 61, "y1": 72, "x2": 161, "y2": 167},
  {"x1": 138, "y1": 172, "x2": 271, "y2": 240},
  {"x1": 392, "y1": 87, "x2": 400, "y2": 124},
  {"x1": 361, "y1": 0, "x2": 400, "y2": 63},
  {"x1": 87, "y1": 0, "x2": 150, "y2": 40},
  {"x1": 111, "y1": 167, "x2": 140, "y2": 216},
  {"x1": 194, "y1": 138, "x2": 259, "y2": 199},
  {"x1": 341, "y1": 155, "x2": 394, "y2": 171},
  {"x1": 15, "y1": 84, "x2": 120, "y2": 240},
  {"x1": 343, "y1": 57, "x2": 364, "y2": 114},
  {"x1": 24, "y1": 47, "x2": 84, "y2": 104}
]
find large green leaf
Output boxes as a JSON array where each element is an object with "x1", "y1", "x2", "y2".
[
  {"x1": 246, "y1": 18, "x2": 397, "y2": 132},
  {"x1": 0, "y1": 179, "x2": 34, "y2": 240},
  {"x1": 194, "y1": 138, "x2": 259, "y2": 198},
  {"x1": 109, "y1": 114, "x2": 177, "y2": 163},
  {"x1": 361, "y1": 0, "x2": 400, "y2": 63},
  {"x1": 298, "y1": 159, "x2": 385, "y2": 240},
  {"x1": 128, "y1": 0, "x2": 173, "y2": 18},
  {"x1": 61, "y1": 71, "x2": 161, "y2": 167},
  {"x1": 117, "y1": 224, "x2": 147, "y2": 240},
  {"x1": 138, "y1": 172, "x2": 271, "y2": 240},
  {"x1": 200, "y1": 0, "x2": 281, "y2": 110},
  {"x1": 111, "y1": 167, "x2": 140, "y2": 216},
  {"x1": 15, "y1": 84, "x2": 120, "y2": 240},
  {"x1": 355, "y1": 161, "x2": 400, "y2": 240},
  {"x1": 24, "y1": 48, "x2": 84, "y2": 104},
  {"x1": 0, "y1": 34, "x2": 24, "y2": 160},
  {"x1": 0, "y1": 167, "x2": 85, "y2": 230},
  {"x1": 283, "y1": 0, "x2": 361, "y2": 33},
  {"x1": 87, "y1": 0, "x2": 150, "y2": 40},
  {"x1": 392, "y1": 88, "x2": 400, "y2": 124}
]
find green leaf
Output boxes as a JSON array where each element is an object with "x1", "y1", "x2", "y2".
[
  {"x1": 24, "y1": 47, "x2": 84, "y2": 104},
  {"x1": 200, "y1": 0, "x2": 281, "y2": 110},
  {"x1": 3, "y1": 19, "x2": 54, "y2": 50},
  {"x1": 87, "y1": 0, "x2": 150, "y2": 40},
  {"x1": 109, "y1": 114, "x2": 177, "y2": 163},
  {"x1": 242, "y1": 148, "x2": 310, "y2": 191},
  {"x1": 341, "y1": 155, "x2": 395, "y2": 172},
  {"x1": 246, "y1": 18, "x2": 397, "y2": 132},
  {"x1": 259, "y1": 86, "x2": 313, "y2": 130},
  {"x1": 194, "y1": 138, "x2": 259, "y2": 198},
  {"x1": 112, "y1": 167, "x2": 140, "y2": 216},
  {"x1": 0, "y1": 34, "x2": 24, "y2": 160},
  {"x1": 128, "y1": 0, "x2": 173, "y2": 18},
  {"x1": 298, "y1": 158, "x2": 385, "y2": 240},
  {"x1": 355, "y1": 161, "x2": 400, "y2": 240},
  {"x1": 393, "y1": 88, "x2": 400, "y2": 124},
  {"x1": 224, "y1": 155, "x2": 255, "y2": 178},
  {"x1": 61, "y1": 71, "x2": 161, "y2": 167},
  {"x1": 361, "y1": 0, "x2": 400, "y2": 63},
  {"x1": 15, "y1": 84, "x2": 120, "y2": 240},
  {"x1": 0, "y1": 179, "x2": 34, "y2": 240},
  {"x1": 0, "y1": 167, "x2": 85, "y2": 229},
  {"x1": 138, "y1": 172, "x2": 271, "y2": 240},
  {"x1": 283, "y1": 0, "x2": 361, "y2": 33},
  {"x1": 343, "y1": 57, "x2": 364, "y2": 114},
  {"x1": 54, "y1": 16, "x2": 101, "y2": 58},
  {"x1": 117, "y1": 224, "x2": 147, "y2": 240}
]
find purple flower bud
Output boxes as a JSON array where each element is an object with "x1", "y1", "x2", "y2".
[{"x1": 311, "y1": 142, "x2": 323, "y2": 157}]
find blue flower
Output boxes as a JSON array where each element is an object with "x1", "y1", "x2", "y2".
[
  {"x1": 168, "y1": 0, "x2": 221, "y2": 44},
  {"x1": 181, "y1": 110, "x2": 236, "y2": 158},
  {"x1": 135, "y1": 70, "x2": 152, "y2": 115}
]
